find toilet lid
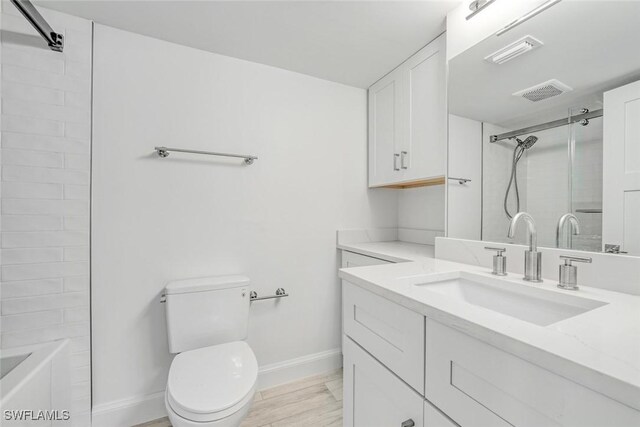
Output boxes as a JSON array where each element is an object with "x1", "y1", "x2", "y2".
[{"x1": 167, "y1": 341, "x2": 257, "y2": 419}]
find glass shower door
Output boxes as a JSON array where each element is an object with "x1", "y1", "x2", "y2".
[{"x1": 569, "y1": 107, "x2": 604, "y2": 252}]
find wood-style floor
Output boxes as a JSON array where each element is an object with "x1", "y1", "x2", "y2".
[{"x1": 136, "y1": 369, "x2": 343, "y2": 427}]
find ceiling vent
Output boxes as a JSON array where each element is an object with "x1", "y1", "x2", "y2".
[
  {"x1": 513, "y1": 79, "x2": 573, "y2": 102},
  {"x1": 484, "y1": 36, "x2": 543, "y2": 65}
]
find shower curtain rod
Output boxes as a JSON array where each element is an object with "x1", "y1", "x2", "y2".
[
  {"x1": 490, "y1": 109, "x2": 603, "y2": 143},
  {"x1": 11, "y1": 0, "x2": 64, "y2": 52}
]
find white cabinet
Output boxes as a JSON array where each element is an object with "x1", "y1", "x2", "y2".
[
  {"x1": 342, "y1": 284, "x2": 640, "y2": 427},
  {"x1": 368, "y1": 34, "x2": 446, "y2": 188},
  {"x1": 603, "y1": 79, "x2": 640, "y2": 255},
  {"x1": 343, "y1": 281, "x2": 425, "y2": 392},
  {"x1": 403, "y1": 37, "x2": 446, "y2": 183},
  {"x1": 341, "y1": 251, "x2": 392, "y2": 268},
  {"x1": 369, "y1": 71, "x2": 404, "y2": 186},
  {"x1": 425, "y1": 319, "x2": 640, "y2": 427},
  {"x1": 343, "y1": 336, "x2": 424, "y2": 427},
  {"x1": 424, "y1": 400, "x2": 458, "y2": 427}
]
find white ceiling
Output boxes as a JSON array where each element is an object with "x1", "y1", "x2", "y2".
[
  {"x1": 449, "y1": 1, "x2": 640, "y2": 128},
  {"x1": 37, "y1": 0, "x2": 459, "y2": 88}
]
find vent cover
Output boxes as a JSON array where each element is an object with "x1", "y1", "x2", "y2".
[{"x1": 513, "y1": 79, "x2": 572, "y2": 102}]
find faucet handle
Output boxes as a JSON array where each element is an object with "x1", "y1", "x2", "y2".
[
  {"x1": 560, "y1": 255, "x2": 592, "y2": 265},
  {"x1": 484, "y1": 247, "x2": 507, "y2": 276},
  {"x1": 558, "y1": 255, "x2": 592, "y2": 290},
  {"x1": 484, "y1": 246, "x2": 506, "y2": 255}
]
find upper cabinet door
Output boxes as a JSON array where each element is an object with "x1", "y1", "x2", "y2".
[
  {"x1": 368, "y1": 33, "x2": 446, "y2": 188},
  {"x1": 603, "y1": 79, "x2": 640, "y2": 255},
  {"x1": 368, "y1": 70, "x2": 403, "y2": 187},
  {"x1": 404, "y1": 34, "x2": 446, "y2": 182}
]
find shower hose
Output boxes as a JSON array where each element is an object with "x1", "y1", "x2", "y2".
[{"x1": 504, "y1": 143, "x2": 527, "y2": 220}]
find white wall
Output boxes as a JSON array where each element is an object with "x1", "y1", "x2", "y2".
[
  {"x1": 397, "y1": 186, "x2": 445, "y2": 245},
  {"x1": 0, "y1": 4, "x2": 91, "y2": 425},
  {"x1": 91, "y1": 24, "x2": 397, "y2": 425},
  {"x1": 447, "y1": 114, "x2": 482, "y2": 240}
]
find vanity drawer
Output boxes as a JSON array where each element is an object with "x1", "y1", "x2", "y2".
[
  {"x1": 425, "y1": 319, "x2": 640, "y2": 427},
  {"x1": 344, "y1": 336, "x2": 424, "y2": 427},
  {"x1": 343, "y1": 281, "x2": 424, "y2": 393},
  {"x1": 341, "y1": 250, "x2": 392, "y2": 268}
]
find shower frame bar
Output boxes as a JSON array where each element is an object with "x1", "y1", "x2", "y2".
[
  {"x1": 10, "y1": 0, "x2": 64, "y2": 52},
  {"x1": 489, "y1": 109, "x2": 603, "y2": 143}
]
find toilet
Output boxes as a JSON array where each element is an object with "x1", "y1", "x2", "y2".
[{"x1": 164, "y1": 275, "x2": 257, "y2": 427}]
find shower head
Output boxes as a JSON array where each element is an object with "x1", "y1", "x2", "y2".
[{"x1": 517, "y1": 135, "x2": 538, "y2": 149}]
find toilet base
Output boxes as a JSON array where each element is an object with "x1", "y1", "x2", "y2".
[{"x1": 165, "y1": 389, "x2": 254, "y2": 427}]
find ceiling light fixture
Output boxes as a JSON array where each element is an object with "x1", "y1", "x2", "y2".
[
  {"x1": 496, "y1": 0, "x2": 562, "y2": 36},
  {"x1": 466, "y1": 0, "x2": 498, "y2": 20},
  {"x1": 485, "y1": 36, "x2": 543, "y2": 65}
]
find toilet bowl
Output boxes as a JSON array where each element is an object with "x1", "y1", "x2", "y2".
[
  {"x1": 163, "y1": 276, "x2": 256, "y2": 427},
  {"x1": 165, "y1": 341, "x2": 258, "y2": 427}
]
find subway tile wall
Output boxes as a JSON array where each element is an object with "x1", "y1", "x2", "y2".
[{"x1": 1, "y1": 2, "x2": 92, "y2": 425}]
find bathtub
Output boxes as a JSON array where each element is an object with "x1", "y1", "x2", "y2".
[{"x1": 0, "y1": 340, "x2": 71, "y2": 426}]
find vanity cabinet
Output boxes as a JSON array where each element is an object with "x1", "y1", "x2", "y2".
[
  {"x1": 343, "y1": 337, "x2": 424, "y2": 427},
  {"x1": 342, "y1": 281, "x2": 640, "y2": 427},
  {"x1": 425, "y1": 320, "x2": 640, "y2": 427},
  {"x1": 424, "y1": 401, "x2": 458, "y2": 427},
  {"x1": 343, "y1": 281, "x2": 424, "y2": 392},
  {"x1": 368, "y1": 34, "x2": 446, "y2": 188}
]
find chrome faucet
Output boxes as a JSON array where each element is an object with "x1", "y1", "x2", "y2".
[
  {"x1": 556, "y1": 213, "x2": 580, "y2": 249},
  {"x1": 557, "y1": 255, "x2": 592, "y2": 290},
  {"x1": 507, "y1": 212, "x2": 542, "y2": 282}
]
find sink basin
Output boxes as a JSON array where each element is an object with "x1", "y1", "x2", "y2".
[{"x1": 415, "y1": 272, "x2": 607, "y2": 326}]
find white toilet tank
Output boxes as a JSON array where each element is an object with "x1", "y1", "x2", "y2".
[{"x1": 165, "y1": 275, "x2": 250, "y2": 353}]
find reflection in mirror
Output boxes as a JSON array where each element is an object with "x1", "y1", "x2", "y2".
[{"x1": 448, "y1": 0, "x2": 640, "y2": 256}]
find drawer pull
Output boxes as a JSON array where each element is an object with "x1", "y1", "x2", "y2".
[
  {"x1": 401, "y1": 419, "x2": 415, "y2": 427},
  {"x1": 394, "y1": 153, "x2": 400, "y2": 171},
  {"x1": 401, "y1": 151, "x2": 408, "y2": 169}
]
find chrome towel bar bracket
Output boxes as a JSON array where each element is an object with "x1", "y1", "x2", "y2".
[
  {"x1": 250, "y1": 288, "x2": 288, "y2": 301},
  {"x1": 448, "y1": 177, "x2": 472, "y2": 184},
  {"x1": 154, "y1": 146, "x2": 258, "y2": 165}
]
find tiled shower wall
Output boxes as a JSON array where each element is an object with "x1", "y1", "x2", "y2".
[{"x1": 1, "y1": 3, "x2": 92, "y2": 425}]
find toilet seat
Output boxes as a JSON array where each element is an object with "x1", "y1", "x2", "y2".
[{"x1": 166, "y1": 341, "x2": 258, "y2": 422}]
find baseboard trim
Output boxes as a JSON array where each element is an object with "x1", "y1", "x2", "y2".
[
  {"x1": 91, "y1": 390, "x2": 166, "y2": 427},
  {"x1": 257, "y1": 347, "x2": 342, "y2": 391},
  {"x1": 91, "y1": 347, "x2": 343, "y2": 427}
]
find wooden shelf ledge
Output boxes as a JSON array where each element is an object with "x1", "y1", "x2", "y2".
[{"x1": 375, "y1": 176, "x2": 446, "y2": 189}]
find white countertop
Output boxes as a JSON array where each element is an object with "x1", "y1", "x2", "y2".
[
  {"x1": 339, "y1": 258, "x2": 640, "y2": 410},
  {"x1": 337, "y1": 241, "x2": 435, "y2": 263}
]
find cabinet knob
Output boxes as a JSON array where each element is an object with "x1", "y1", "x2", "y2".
[
  {"x1": 394, "y1": 153, "x2": 400, "y2": 171},
  {"x1": 401, "y1": 419, "x2": 415, "y2": 427},
  {"x1": 401, "y1": 151, "x2": 408, "y2": 169}
]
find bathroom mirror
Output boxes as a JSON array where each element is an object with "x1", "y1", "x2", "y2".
[{"x1": 447, "y1": 0, "x2": 640, "y2": 256}]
